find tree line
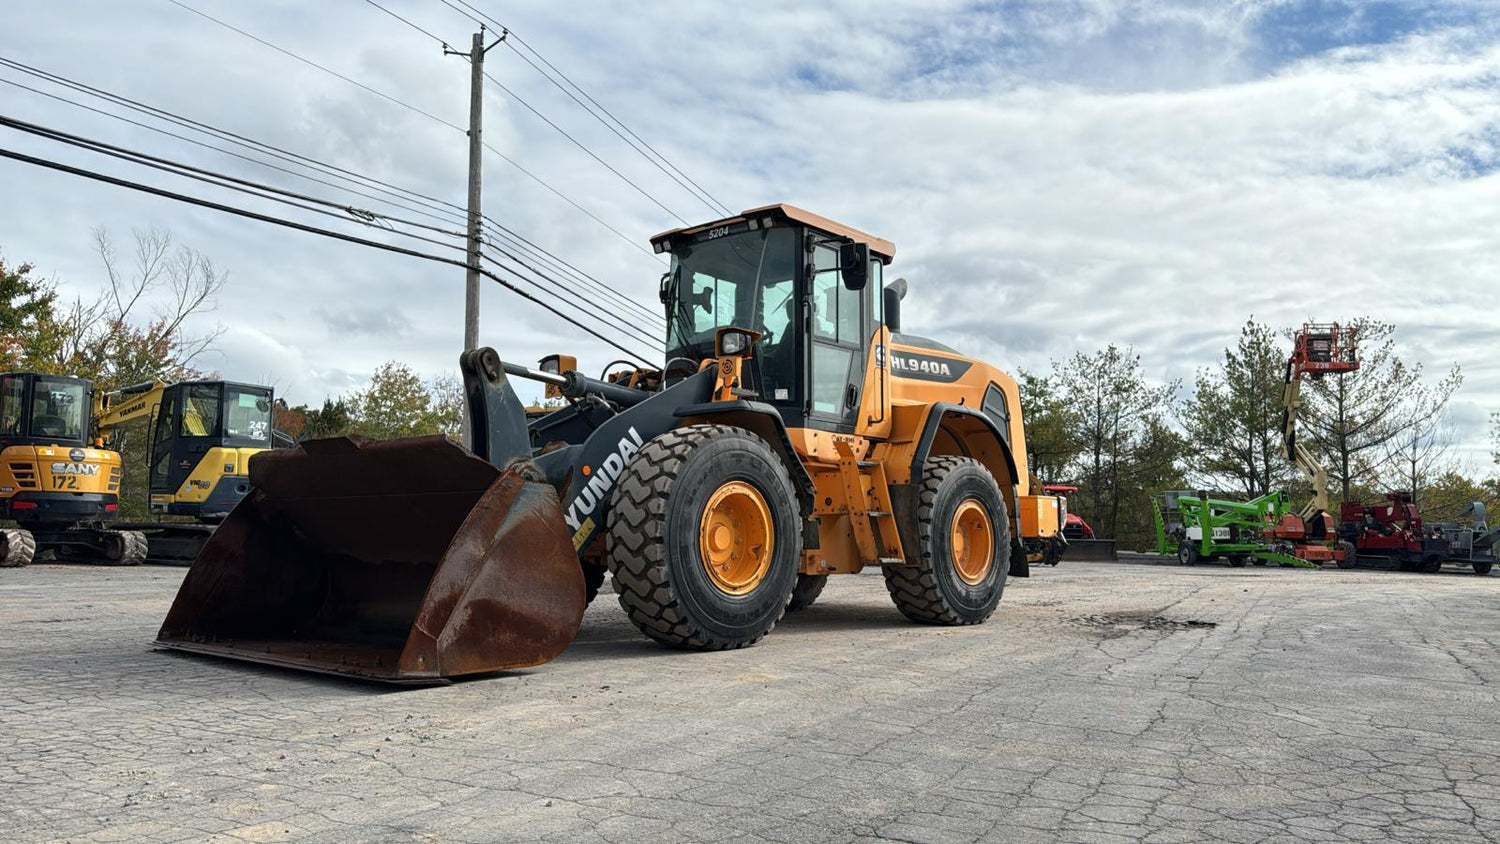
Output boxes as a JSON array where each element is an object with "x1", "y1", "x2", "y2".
[
  {"x1": 1021, "y1": 319, "x2": 1491, "y2": 550},
  {"x1": 2, "y1": 231, "x2": 464, "y2": 518}
]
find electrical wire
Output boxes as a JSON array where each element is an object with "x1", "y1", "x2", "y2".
[
  {"x1": 359, "y1": 0, "x2": 456, "y2": 50},
  {"x1": 481, "y1": 69, "x2": 687, "y2": 225},
  {"x1": 446, "y1": 0, "x2": 732, "y2": 216},
  {"x1": 480, "y1": 216, "x2": 661, "y2": 324},
  {"x1": 1, "y1": 57, "x2": 664, "y2": 320},
  {"x1": 362, "y1": 1, "x2": 690, "y2": 227},
  {"x1": 166, "y1": 0, "x2": 661, "y2": 261},
  {"x1": 0, "y1": 144, "x2": 659, "y2": 365},
  {"x1": 0, "y1": 113, "x2": 467, "y2": 253},
  {"x1": 502, "y1": 41, "x2": 731, "y2": 217},
  {"x1": 0, "y1": 57, "x2": 471, "y2": 229}
]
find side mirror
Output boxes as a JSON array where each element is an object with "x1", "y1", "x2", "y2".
[
  {"x1": 839, "y1": 242, "x2": 870, "y2": 290},
  {"x1": 658, "y1": 272, "x2": 672, "y2": 305}
]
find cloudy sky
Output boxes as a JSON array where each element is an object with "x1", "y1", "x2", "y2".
[{"x1": 2, "y1": 1, "x2": 1497, "y2": 464}]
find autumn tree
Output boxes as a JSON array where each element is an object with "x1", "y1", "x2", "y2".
[
  {"x1": 1179, "y1": 319, "x2": 1289, "y2": 498},
  {"x1": 0, "y1": 256, "x2": 59, "y2": 367},
  {"x1": 1016, "y1": 368, "x2": 1079, "y2": 485},
  {"x1": 1050, "y1": 346, "x2": 1179, "y2": 543},
  {"x1": 1491, "y1": 412, "x2": 1499, "y2": 467},
  {"x1": 300, "y1": 398, "x2": 354, "y2": 439},
  {"x1": 1300, "y1": 318, "x2": 1461, "y2": 502},
  {"x1": 1382, "y1": 408, "x2": 1462, "y2": 509},
  {"x1": 28, "y1": 228, "x2": 227, "y2": 389}
]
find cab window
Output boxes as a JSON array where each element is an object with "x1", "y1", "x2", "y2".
[
  {"x1": 181, "y1": 385, "x2": 222, "y2": 438},
  {"x1": 225, "y1": 387, "x2": 272, "y2": 443},
  {"x1": 1, "y1": 376, "x2": 24, "y2": 437},
  {"x1": 29, "y1": 379, "x2": 85, "y2": 441}
]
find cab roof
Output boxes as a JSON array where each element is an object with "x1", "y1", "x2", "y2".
[{"x1": 650, "y1": 203, "x2": 896, "y2": 261}]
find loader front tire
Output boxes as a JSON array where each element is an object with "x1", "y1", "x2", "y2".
[
  {"x1": 608, "y1": 424, "x2": 801, "y2": 650},
  {"x1": 786, "y1": 574, "x2": 827, "y2": 612},
  {"x1": 884, "y1": 456, "x2": 1008, "y2": 625},
  {"x1": 0, "y1": 528, "x2": 36, "y2": 568}
]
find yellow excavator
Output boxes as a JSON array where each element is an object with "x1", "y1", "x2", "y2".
[
  {"x1": 156, "y1": 204, "x2": 1064, "y2": 683},
  {"x1": 94, "y1": 379, "x2": 276, "y2": 563},
  {"x1": 0, "y1": 371, "x2": 145, "y2": 566}
]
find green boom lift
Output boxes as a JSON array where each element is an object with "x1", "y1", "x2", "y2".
[{"x1": 1153, "y1": 489, "x2": 1313, "y2": 568}]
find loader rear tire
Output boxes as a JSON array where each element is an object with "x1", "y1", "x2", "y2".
[
  {"x1": 883, "y1": 456, "x2": 1008, "y2": 626},
  {"x1": 608, "y1": 424, "x2": 801, "y2": 650},
  {"x1": 0, "y1": 528, "x2": 36, "y2": 568},
  {"x1": 786, "y1": 574, "x2": 827, "y2": 612},
  {"x1": 1474, "y1": 560, "x2": 1493, "y2": 576}
]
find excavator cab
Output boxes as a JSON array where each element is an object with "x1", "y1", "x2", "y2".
[{"x1": 140, "y1": 380, "x2": 274, "y2": 519}]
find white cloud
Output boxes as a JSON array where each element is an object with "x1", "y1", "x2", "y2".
[{"x1": 1, "y1": 0, "x2": 1497, "y2": 467}]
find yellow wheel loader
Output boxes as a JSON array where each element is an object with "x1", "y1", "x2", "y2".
[
  {"x1": 94, "y1": 379, "x2": 277, "y2": 564},
  {"x1": 0, "y1": 372, "x2": 145, "y2": 566},
  {"x1": 156, "y1": 205, "x2": 1063, "y2": 683}
]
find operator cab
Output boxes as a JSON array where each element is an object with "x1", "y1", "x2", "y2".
[
  {"x1": 145, "y1": 381, "x2": 273, "y2": 501},
  {"x1": 651, "y1": 204, "x2": 893, "y2": 433},
  {"x1": 0, "y1": 372, "x2": 93, "y2": 447}
]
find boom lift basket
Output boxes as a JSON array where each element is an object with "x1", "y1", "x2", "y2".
[{"x1": 154, "y1": 434, "x2": 585, "y2": 684}]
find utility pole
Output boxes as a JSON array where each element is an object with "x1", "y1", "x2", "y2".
[
  {"x1": 446, "y1": 27, "x2": 504, "y2": 352},
  {"x1": 446, "y1": 27, "x2": 503, "y2": 449}
]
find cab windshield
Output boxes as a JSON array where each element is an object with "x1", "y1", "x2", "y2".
[
  {"x1": 225, "y1": 386, "x2": 272, "y2": 443},
  {"x1": 665, "y1": 226, "x2": 796, "y2": 397},
  {"x1": 29, "y1": 379, "x2": 86, "y2": 441}
]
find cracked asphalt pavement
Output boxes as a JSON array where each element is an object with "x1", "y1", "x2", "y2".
[{"x1": 3, "y1": 559, "x2": 1498, "y2": 842}]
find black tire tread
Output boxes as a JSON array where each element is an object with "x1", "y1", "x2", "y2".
[
  {"x1": 100, "y1": 530, "x2": 148, "y2": 566},
  {"x1": 607, "y1": 424, "x2": 796, "y2": 649},
  {"x1": 786, "y1": 574, "x2": 827, "y2": 612},
  {"x1": 882, "y1": 455, "x2": 1008, "y2": 626},
  {"x1": 0, "y1": 528, "x2": 36, "y2": 568}
]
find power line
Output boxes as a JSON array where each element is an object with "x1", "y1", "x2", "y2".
[
  {"x1": 361, "y1": 2, "x2": 689, "y2": 229},
  {"x1": 446, "y1": 0, "x2": 732, "y2": 216},
  {"x1": 0, "y1": 144, "x2": 660, "y2": 365},
  {"x1": 478, "y1": 244, "x2": 662, "y2": 351},
  {"x1": 0, "y1": 57, "x2": 471, "y2": 226},
  {"x1": 0, "y1": 83, "x2": 469, "y2": 244},
  {"x1": 503, "y1": 40, "x2": 732, "y2": 217},
  {"x1": 482, "y1": 69, "x2": 688, "y2": 225},
  {"x1": 0, "y1": 113, "x2": 467, "y2": 252},
  {"x1": 359, "y1": 0, "x2": 456, "y2": 51},
  {"x1": 1, "y1": 56, "x2": 663, "y2": 321},
  {"x1": 167, "y1": 0, "x2": 661, "y2": 261},
  {"x1": 166, "y1": 0, "x2": 465, "y2": 132},
  {"x1": 481, "y1": 215, "x2": 660, "y2": 324}
]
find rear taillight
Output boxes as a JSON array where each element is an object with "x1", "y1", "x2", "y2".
[
  {"x1": 11, "y1": 501, "x2": 38, "y2": 510},
  {"x1": 104, "y1": 503, "x2": 119, "y2": 512}
]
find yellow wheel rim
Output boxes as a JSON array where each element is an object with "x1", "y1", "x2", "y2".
[
  {"x1": 951, "y1": 499, "x2": 994, "y2": 586},
  {"x1": 699, "y1": 481, "x2": 775, "y2": 596}
]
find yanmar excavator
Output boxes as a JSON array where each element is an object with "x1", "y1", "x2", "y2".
[{"x1": 94, "y1": 379, "x2": 276, "y2": 563}]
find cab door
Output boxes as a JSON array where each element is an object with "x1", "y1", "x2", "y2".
[{"x1": 805, "y1": 242, "x2": 871, "y2": 433}]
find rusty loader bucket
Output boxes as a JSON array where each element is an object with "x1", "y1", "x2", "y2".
[{"x1": 154, "y1": 435, "x2": 585, "y2": 684}]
